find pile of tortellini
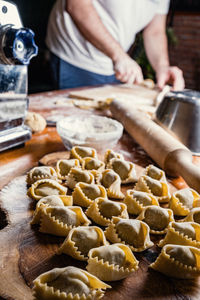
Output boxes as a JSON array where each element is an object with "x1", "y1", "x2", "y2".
[{"x1": 26, "y1": 146, "x2": 200, "y2": 300}]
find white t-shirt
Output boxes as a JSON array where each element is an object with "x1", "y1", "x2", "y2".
[{"x1": 46, "y1": 0, "x2": 170, "y2": 75}]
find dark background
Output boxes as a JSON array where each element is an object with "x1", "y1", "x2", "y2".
[
  {"x1": 11, "y1": 0, "x2": 56, "y2": 93},
  {"x1": 170, "y1": 0, "x2": 200, "y2": 11},
  {"x1": 12, "y1": 0, "x2": 55, "y2": 48}
]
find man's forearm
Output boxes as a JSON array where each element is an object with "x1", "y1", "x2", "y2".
[
  {"x1": 143, "y1": 15, "x2": 169, "y2": 73},
  {"x1": 143, "y1": 14, "x2": 184, "y2": 90},
  {"x1": 65, "y1": 0, "x2": 143, "y2": 84},
  {"x1": 66, "y1": 0, "x2": 124, "y2": 62}
]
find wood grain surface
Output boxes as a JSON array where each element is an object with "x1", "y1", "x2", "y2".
[
  {"x1": 110, "y1": 99, "x2": 200, "y2": 192},
  {"x1": 0, "y1": 87, "x2": 197, "y2": 300},
  {"x1": 0, "y1": 150, "x2": 199, "y2": 300},
  {"x1": 68, "y1": 84, "x2": 159, "y2": 103}
]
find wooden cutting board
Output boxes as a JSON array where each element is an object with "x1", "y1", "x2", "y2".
[
  {"x1": 69, "y1": 84, "x2": 159, "y2": 103},
  {"x1": 68, "y1": 84, "x2": 159, "y2": 114},
  {"x1": 1, "y1": 138, "x2": 200, "y2": 300}
]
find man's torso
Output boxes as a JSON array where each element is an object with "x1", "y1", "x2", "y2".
[{"x1": 46, "y1": 0, "x2": 170, "y2": 75}]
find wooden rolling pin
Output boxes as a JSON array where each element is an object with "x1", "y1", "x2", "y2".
[{"x1": 111, "y1": 98, "x2": 200, "y2": 192}]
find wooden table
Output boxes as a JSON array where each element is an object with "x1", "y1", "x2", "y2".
[
  {"x1": 0, "y1": 88, "x2": 189, "y2": 191},
  {"x1": 0, "y1": 88, "x2": 199, "y2": 300}
]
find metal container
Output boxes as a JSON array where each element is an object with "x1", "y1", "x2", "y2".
[{"x1": 155, "y1": 90, "x2": 200, "y2": 155}]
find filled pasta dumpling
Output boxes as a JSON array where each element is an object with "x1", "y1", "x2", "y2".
[
  {"x1": 137, "y1": 205, "x2": 174, "y2": 234},
  {"x1": 33, "y1": 266, "x2": 111, "y2": 300},
  {"x1": 104, "y1": 149, "x2": 124, "y2": 166},
  {"x1": 86, "y1": 197, "x2": 129, "y2": 226},
  {"x1": 97, "y1": 169, "x2": 124, "y2": 199},
  {"x1": 66, "y1": 167, "x2": 94, "y2": 189},
  {"x1": 144, "y1": 164, "x2": 167, "y2": 182},
  {"x1": 135, "y1": 175, "x2": 170, "y2": 203},
  {"x1": 159, "y1": 221, "x2": 200, "y2": 248},
  {"x1": 72, "y1": 182, "x2": 107, "y2": 207},
  {"x1": 150, "y1": 244, "x2": 200, "y2": 279},
  {"x1": 82, "y1": 157, "x2": 105, "y2": 172},
  {"x1": 70, "y1": 146, "x2": 97, "y2": 163},
  {"x1": 169, "y1": 188, "x2": 200, "y2": 216},
  {"x1": 26, "y1": 166, "x2": 58, "y2": 185},
  {"x1": 181, "y1": 207, "x2": 200, "y2": 224},
  {"x1": 124, "y1": 189, "x2": 159, "y2": 215},
  {"x1": 56, "y1": 159, "x2": 80, "y2": 180},
  {"x1": 27, "y1": 179, "x2": 67, "y2": 201},
  {"x1": 87, "y1": 243, "x2": 139, "y2": 281},
  {"x1": 105, "y1": 217, "x2": 153, "y2": 252},
  {"x1": 31, "y1": 195, "x2": 73, "y2": 224},
  {"x1": 31, "y1": 206, "x2": 91, "y2": 236},
  {"x1": 107, "y1": 158, "x2": 137, "y2": 184},
  {"x1": 58, "y1": 226, "x2": 108, "y2": 261}
]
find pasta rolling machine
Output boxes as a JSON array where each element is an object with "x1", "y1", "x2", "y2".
[{"x1": 0, "y1": 0, "x2": 38, "y2": 152}]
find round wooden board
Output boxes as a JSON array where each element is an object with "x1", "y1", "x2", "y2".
[{"x1": 0, "y1": 173, "x2": 200, "y2": 300}]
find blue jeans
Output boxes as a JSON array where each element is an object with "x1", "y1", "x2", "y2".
[{"x1": 49, "y1": 52, "x2": 119, "y2": 89}]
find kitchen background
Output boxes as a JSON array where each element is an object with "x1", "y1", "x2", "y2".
[{"x1": 12, "y1": 0, "x2": 200, "y2": 93}]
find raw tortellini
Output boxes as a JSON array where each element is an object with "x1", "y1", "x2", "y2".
[
  {"x1": 124, "y1": 189, "x2": 159, "y2": 215},
  {"x1": 28, "y1": 145, "x2": 200, "y2": 296},
  {"x1": 97, "y1": 169, "x2": 124, "y2": 199},
  {"x1": 87, "y1": 244, "x2": 139, "y2": 281},
  {"x1": 70, "y1": 146, "x2": 97, "y2": 163},
  {"x1": 159, "y1": 221, "x2": 200, "y2": 248},
  {"x1": 66, "y1": 168, "x2": 94, "y2": 189},
  {"x1": 31, "y1": 206, "x2": 91, "y2": 236},
  {"x1": 33, "y1": 266, "x2": 110, "y2": 300},
  {"x1": 82, "y1": 157, "x2": 105, "y2": 172},
  {"x1": 181, "y1": 207, "x2": 200, "y2": 224},
  {"x1": 56, "y1": 159, "x2": 80, "y2": 180},
  {"x1": 137, "y1": 205, "x2": 174, "y2": 234},
  {"x1": 105, "y1": 217, "x2": 153, "y2": 252},
  {"x1": 150, "y1": 244, "x2": 200, "y2": 278},
  {"x1": 58, "y1": 226, "x2": 108, "y2": 260},
  {"x1": 27, "y1": 179, "x2": 67, "y2": 201},
  {"x1": 169, "y1": 188, "x2": 200, "y2": 216},
  {"x1": 104, "y1": 149, "x2": 124, "y2": 166},
  {"x1": 31, "y1": 195, "x2": 73, "y2": 224},
  {"x1": 86, "y1": 197, "x2": 128, "y2": 226},
  {"x1": 144, "y1": 164, "x2": 167, "y2": 182},
  {"x1": 26, "y1": 166, "x2": 58, "y2": 185},
  {"x1": 107, "y1": 158, "x2": 137, "y2": 184},
  {"x1": 135, "y1": 175, "x2": 170, "y2": 203},
  {"x1": 72, "y1": 183, "x2": 107, "y2": 207}
]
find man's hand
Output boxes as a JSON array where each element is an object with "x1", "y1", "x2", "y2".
[
  {"x1": 66, "y1": 0, "x2": 144, "y2": 85},
  {"x1": 143, "y1": 14, "x2": 185, "y2": 92},
  {"x1": 66, "y1": 0, "x2": 144, "y2": 84},
  {"x1": 113, "y1": 53, "x2": 143, "y2": 84},
  {"x1": 156, "y1": 66, "x2": 185, "y2": 91}
]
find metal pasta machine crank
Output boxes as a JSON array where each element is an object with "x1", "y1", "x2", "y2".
[{"x1": 0, "y1": 0, "x2": 38, "y2": 152}]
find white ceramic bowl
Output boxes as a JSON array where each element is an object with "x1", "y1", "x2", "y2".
[{"x1": 57, "y1": 115, "x2": 123, "y2": 151}]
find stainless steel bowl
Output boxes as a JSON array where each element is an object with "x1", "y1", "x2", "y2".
[{"x1": 155, "y1": 90, "x2": 200, "y2": 155}]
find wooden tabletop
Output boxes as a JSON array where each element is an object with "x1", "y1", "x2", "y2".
[
  {"x1": 0, "y1": 87, "x2": 200, "y2": 300},
  {"x1": 0, "y1": 88, "x2": 93, "y2": 190},
  {"x1": 0, "y1": 87, "x2": 193, "y2": 190}
]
